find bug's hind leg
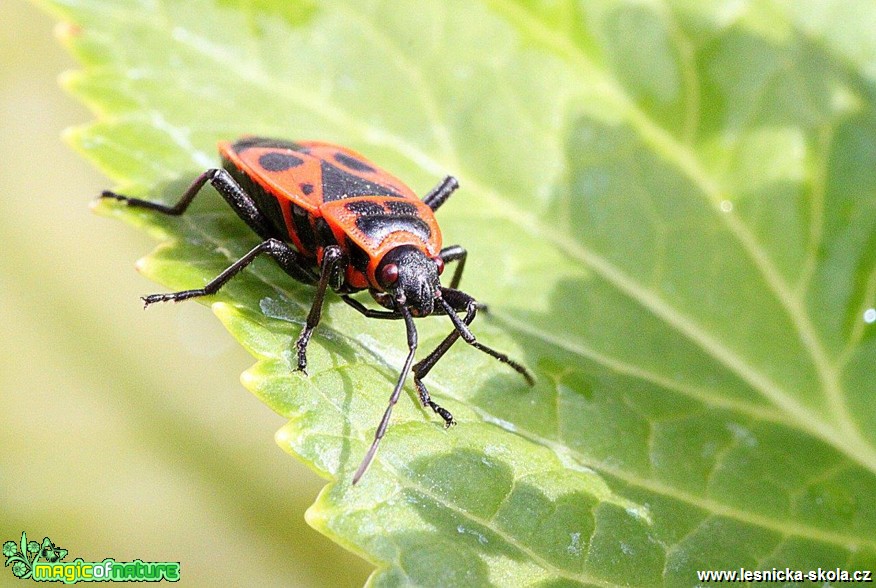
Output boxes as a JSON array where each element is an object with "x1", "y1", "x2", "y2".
[
  {"x1": 141, "y1": 238, "x2": 314, "y2": 306},
  {"x1": 102, "y1": 168, "x2": 275, "y2": 240}
]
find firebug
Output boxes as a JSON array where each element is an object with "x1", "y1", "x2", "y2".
[{"x1": 102, "y1": 137, "x2": 534, "y2": 483}]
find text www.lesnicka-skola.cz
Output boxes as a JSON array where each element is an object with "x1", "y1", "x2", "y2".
[{"x1": 696, "y1": 567, "x2": 872, "y2": 583}]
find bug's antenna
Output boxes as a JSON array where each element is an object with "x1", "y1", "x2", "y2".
[{"x1": 352, "y1": 304, "x2": 418, "y2": 484}]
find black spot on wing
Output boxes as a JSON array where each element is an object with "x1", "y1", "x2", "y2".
[
  {"x1": 386, "y1": 201, "x2": 418, "y2": 216},
  {"x1": 300, "y1": 183, "x2": 314, "y2": 195},
  {"x1": 334, "y1": 151, "x2": 376, "y2": 173},
  {"x1": 259, "y1": 151, "x2": 304, "y2": 171},
  {"x1": 320, "y1": 161, "x2": 403, "y2": 201},
  {"x1": 232, "y1": 137, "x2": 303, "y2": 152},
  {"x1": 345, "y1": 199, "x2": 430, "y2": 243},
  {"x1": 345, "y1": 200, "x2": 385, "y2": 215},
  {"x1": 355, "y1": 215, "x2": 431, "y2": 243}
]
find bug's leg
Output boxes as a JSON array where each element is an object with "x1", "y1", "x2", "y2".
[
  {"x1": 102, "y1": 168, "x2": 275, "y2": 240},
  {"x1": 409, "y1": 300, "x2": 477, "y2": 427},
  {"x1": 422, "y1": 175, "x2": 459, "y2": 212},
  {"x1": 437, "y1": 288, "x2": 534, "y2": 385},
  {"x1": 436, "y1": 247, "x2": 487, "y2": 310},
  {"x1": 341, "y1": 294, "x2": 454, "y2": 429},
  {"x1": 341, "y1": 293, "x2": 457, "y2": 426},
  {"x1": 409, "y1": 286, "x2": 512, "y2": 424},
  {"x1": 413, "y1": 368, "x2": 458, "y2": 428},
  {"x1": 340, "y1": 295, "x2": 402, "y2": 319},
  {"x1": 141, "y1": 238, "x2": 312, "y2": 306},
  {"x1": 294, "y1": 245, "x2": 344, "y2": 373},
  {"x1": 438, "y1": 245, "x2": 467, "y2": 290},
  {"x1": 352, "y1": 305, "x2": 417, "y2": 485}
]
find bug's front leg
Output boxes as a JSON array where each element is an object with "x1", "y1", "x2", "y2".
[
  {"x1": 437, "y1": 288, "x2": 534, "y2": 384},
  {"x1": 294, "y1": 245, "x2": 344, "y2": 374},
  {"x1": 411, "y1": 288, "x2": 534, "y2": 423},
  {"x1": 409, "y1": 297, "x2": 476, "y2": 428}
]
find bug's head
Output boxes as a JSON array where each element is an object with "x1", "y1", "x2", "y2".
[{"x1": 375, "y1": 245, "x2": 444, "y2": 316}]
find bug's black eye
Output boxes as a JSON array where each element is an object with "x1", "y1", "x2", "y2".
[
  {"x1": 380, "y1": 263, "x2": 399, "y2": 287},
  {"x1": 434, "y1": 256, "x2": 445, "y2": 275}
]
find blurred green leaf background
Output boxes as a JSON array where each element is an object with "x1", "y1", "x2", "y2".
[{"x1": 1, "y1": 1, "x2": 370, "y2": 585}]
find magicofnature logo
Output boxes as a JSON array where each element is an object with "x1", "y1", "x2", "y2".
[{"x1": 3, "y1": 532, "x2": 179, "y2": 583}]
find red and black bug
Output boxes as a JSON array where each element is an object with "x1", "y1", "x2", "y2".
[{"x1": 102, "y1": 137, "x2": 533, "y2": 483}]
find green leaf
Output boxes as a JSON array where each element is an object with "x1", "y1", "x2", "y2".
[{"x1": 41, "y1": 0, "x2": 876, "y2": 584}]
